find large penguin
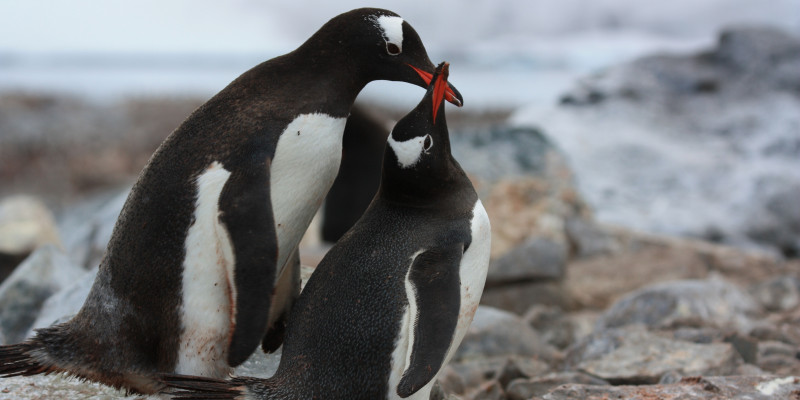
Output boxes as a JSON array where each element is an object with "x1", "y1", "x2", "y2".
[
  {"x1": 161, "y1": 63, "x2": 491, "y2": 400},
  {"x1": 0, "y1": 8, "x2": 463, "y2": 394}
]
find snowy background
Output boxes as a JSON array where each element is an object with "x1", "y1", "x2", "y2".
[
  {"x1": 2, "y1": 0, "x2": 798, "y2": 107},
  {"x1": 1, "y1": 0, "x2": 799, "y2": 254}
]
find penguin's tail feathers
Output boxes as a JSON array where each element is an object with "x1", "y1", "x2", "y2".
[
  {"x1": 0, "y1": 342, "x2": 54, "y2": 378},
  {"x1": 159, "y1": 373, "x2": 248, "y2": 400}
]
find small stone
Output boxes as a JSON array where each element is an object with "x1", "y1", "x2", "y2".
[
  {"x1": 487, "y1": 237, "x2": 567, "y2": 285},
  {"x1": 454, "y1": 306, "x2": 557, "y2": 363},
  {"x1": 481, "y1": 281, "x2": 574, "y2": 315},
  {"x1": 757, "y1": 340, "x2": 800, "y2": 375},
  {"x1": 0, "y1": 196, "x2": 61, "y2": 282},
  {"x1": 564, "y1": 218, "x2": 620, "y2": 258},
  {"x1": 724, "y1": 333, "x2": 759, "y2": 364},
  {"x1": 749, "y1": 275, "x2": 800, "y2": 312},
  {"x1": 659, "y1": 370, "x2": 683, "y2": 384},
  {"x1": 470, "y1": 380, "x2": 504, "y2": 400},
  {"x1": 437, "y1": 366, "x2": 466, "y2": 396},
  {"x1": 495, "y1": 356, "x2": 550, "y2": 388},
  {"x1": 448, "y1": 357, "x2": 507, "y2": 391}
]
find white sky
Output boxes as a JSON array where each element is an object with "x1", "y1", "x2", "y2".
[{"x1": 1, "y1": 0, "x2": 798, "y2": 54}]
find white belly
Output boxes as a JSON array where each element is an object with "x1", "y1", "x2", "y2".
[
  {"x1": 387, "y1": 200, "x2": 492, "y2": 399},
  {"x1": 175, "y1": 113, "x2": 346, "y2": 376},
  {"x1": 177, "y1": 161, "x2": 236, "y2": 377},
  {"x1": 270, "y1": 113, "x2": 347, "y2": 273}
]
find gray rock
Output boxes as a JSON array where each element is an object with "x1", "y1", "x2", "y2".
[
  {"x1": 716, "y1": 26, "x2": 800, "y2": 79},
  {"x1": 437, "y1": 366, "x2": 467, "y2": 396},
  {"x1": 0, "y1": 196, "x2": 61, "y2": 282},
  {"x1": 744, "y1": 179, "x2": 800, "y2": 258},
  {"x1": 0, "y1": 245, "x2": 85, "y2": 344},
  {"x1": 567, "y1": 326, "x2": 742, "y2": 384},
  {"x1": 724, "y1": 333, "x2": 759, "y2": 364},
  {"x1": 757, "y1": 340, "x2": 800, "y2": 375},
  {"x1": 451, "y1": 125, "x2": 564, "y2": 182},
  {"x1": 26, "y1": 267, "x2": 96, "y2": 337},
  {"x1": 523, "y1": 305, "x2": 599, "y2": 350},
  {"x1": 658, "y1": 370, "x2": 683, "y2": 384},
  {"x1": 597, "y1": 278, "x2": 762, "y2": 332},
  {"x1": 454, "y1": 306, "x2": 557, "y2": 363},
  {"x1": 429, "y1": 381, "x2": 462, "y2": 400},
  {"x1": 750, "y1": 275, "x2": 800, "y2": 312},
  {"x1": 487, "y1": 238, "x2": 567, "y2": 285},
  {"x1": 470, "y1": 380, "x2": 504, "y2": 400},
  {"x1": 670, "y1": 326, "x2": 728, "y2": 344},
  {"x1": 564, "y1": 218, "x2": 619, "y2": 258},
  {"x1": 57, "y1": 188, "x2": 128, "y2": 269},
  {"x1": 448, "y1": 357, "x2": 509, "y2": 391},
  {"x1": 541, "y1": 376, "x2": 800, "y2": 400},
  {"x1": 512, "y1": 27, "x2": 800, "y2": 256},
  {"x1": 481, "y1": 281, "x2": 574, "y2": 315},
  {"x1": 506, "y1": 372, "x2": 609, "y2": 400},
  {"x1": 495, "y1": 356, "x2": 550, "y2": 388},
  {"x1": 523, "y1": 305, "x2": 571, "y2": 349}
]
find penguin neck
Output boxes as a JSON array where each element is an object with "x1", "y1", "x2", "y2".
[
  {"x1": 237, "y1": 48, "x2": 368, "y2": 118},
  {"x1": 286, "y1": 44, "x2": 370, "y2": 108},
  {"x1": 377, "y1": 152, "x2": 470, "y2": 208}
]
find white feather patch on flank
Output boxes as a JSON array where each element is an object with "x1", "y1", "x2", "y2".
[
  {"x1": 387, "y1": 133, "x2": 427, "y2": 169},
  {"x1": 375, "y1": 15, "x2": 404, "y2": 51},
  {"x1": 441, "y1": 200, "x2": 491, "y2": 366},
  {"x1": 387, "y1": 202, "x2": 491, "y2": 400},
  {"x1": 177, "y1": 161, "x2": 235, "y2": 378},
  {"x1": 270, "y1": 113, "x2": 346, "y2": 275},
  {"x1": 387, "y1": 250, "x2": 424, "y2": 399}
]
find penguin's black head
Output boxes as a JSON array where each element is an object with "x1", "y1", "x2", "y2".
[
  {"x1": 304, "y1": 8, "x2": 463, "y2": 107},
  {"x1": 381, "y1": 63, "x2": 463, "y2": 199}
]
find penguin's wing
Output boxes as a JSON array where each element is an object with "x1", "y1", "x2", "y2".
[
  {"x1": 218, "y1": 159, "x2": 278, "y2": 367},
  {"x1": 398, "y1": 242, "x2": 464, "y2": 397},
  {"x1": 261, "y1": 246, "x2": 301, "y2": 353}
]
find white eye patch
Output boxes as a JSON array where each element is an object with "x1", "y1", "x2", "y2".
[
  {"x1": 388, "y1": 133, "x2": 431, "y2": 169},
  {"x1": 375, "y1": 15, "x2": 404, "y2": 54}
]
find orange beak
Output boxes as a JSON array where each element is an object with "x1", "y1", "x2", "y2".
[
  {"x1": 431, "y1": 63, "x2": 450, "y2": 124},
  {"x1": 408, "y1": 64, "x2": 462, "y2": 107}
]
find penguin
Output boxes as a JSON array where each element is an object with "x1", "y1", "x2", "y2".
[
  {"x1": 0, "y1": 8, "x2": 463, "y2": 394},
  {"x1": 161, "y1": 62, "x2": 491, "y2": 400},
  {"x1": 321, "y1": 106, "x2": 389, "y2": 243}
]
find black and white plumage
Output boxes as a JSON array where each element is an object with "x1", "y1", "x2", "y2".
[
  {"x1": 161, "y1": 63, "x2": 491, "y2": 400},
  {"x1": 0, "y1": 8, "x2": 463, "y2": 394}
]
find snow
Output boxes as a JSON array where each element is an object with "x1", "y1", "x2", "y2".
[{"x1": 1, "y1": 0, "x2": 798, "y2": 106}]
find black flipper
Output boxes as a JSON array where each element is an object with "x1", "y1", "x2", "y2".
[
  {"x1": 219, "y1": 158, "x2": 279, "y2": 367},
  {"x1": 397, "y1": 242, "x2": 463, "y2": 397},
  {"x1": 261, "y1": 247, "x2": 301, "y2": 353}
]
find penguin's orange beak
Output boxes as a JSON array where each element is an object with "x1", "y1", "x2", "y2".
[
  {"x1": 408, "y1": 64, "x2": 463, "y2": 107},
  {"x1": 432, "y1": 63, "x2": 450, "y2": 124}
]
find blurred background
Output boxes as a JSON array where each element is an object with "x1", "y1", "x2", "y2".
[
  {"x1": 1, "y1": 2, "x2": 800, "y2": 397},
  {"x1": 1, "y1": 0, "x2": 799, "y2": 249},
  {"x1": 2, "y1": 0, "x2": 798, "y2": 253}
]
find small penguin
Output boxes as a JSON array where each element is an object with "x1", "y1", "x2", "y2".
[
  {"x1": 0, "y1": 8, "x2": 463, "y2": 394},
  {"x1": 161, "y1": 63, "x2": 491, "y2": 399}
]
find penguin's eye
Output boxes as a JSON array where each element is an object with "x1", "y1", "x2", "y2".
[
  {"x1": 386, "y1": 42, "x2": 401, "y2": 55},
  {"x1": 423, "y1": 135, "x2": 433, "y2": 151}
]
